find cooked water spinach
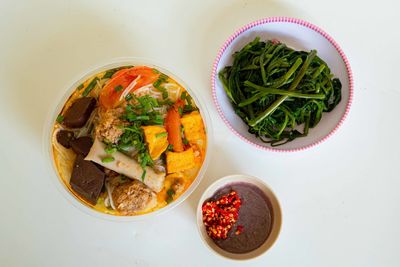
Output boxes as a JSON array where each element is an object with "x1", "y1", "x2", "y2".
[{"x1": 219, "y1": 37, "x2": 342, "y2": 146}]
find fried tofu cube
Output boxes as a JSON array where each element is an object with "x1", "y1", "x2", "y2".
[
  {"x1": 166, "y1": 148, "x2": 195, "y2": 173},
  {"x1": 142, "y1": 125, "x2": 169, "y2": 160},
  {"x1": 180, "y1": 111, "x2": 205, "y2": 143}
]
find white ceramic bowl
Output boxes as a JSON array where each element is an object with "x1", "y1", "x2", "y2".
[
  {"x1": 43, "y1": 58, "x2": 212, "y2": 221},
  {"x1": 212, "y1": 17, "x2": 353, "y2": 152},
  {"x1": 196, "y1": 174, "x2": 282, "y2": 260}
]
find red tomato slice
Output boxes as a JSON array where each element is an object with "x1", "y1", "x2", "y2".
[{"x1": 99, "y1": 66, "x2": 159, "y2": 109}]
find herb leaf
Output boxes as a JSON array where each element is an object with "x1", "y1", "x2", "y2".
[
  {"x1": 82, "y1": 77, "x2": 99, "y2": 96},
  {"x1": 102, "y1": 156, "x2": 115, "y2": 163},
  {"x1": 56, "y1": 114, "x2": 64, "y2": 123}
]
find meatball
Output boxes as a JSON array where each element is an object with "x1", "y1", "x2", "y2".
[
  {"x1": 95, "y1": 107, "x2": 127, "y2": 144},
  {"x1": 112, "y1": 180, "x2": 157, "y2": 215}
]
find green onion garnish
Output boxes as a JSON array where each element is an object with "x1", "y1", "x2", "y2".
[
  {"x1": 101, "y1": 157, "x2": 115, "y2": 163},
  {"x1": 82, "y1": 77, "x2": 99, "y2": 96},
  {"x1": 114, "y1": 85, "x2": 123, "y2": 92},
  {"x1": 156, "y1": 132, "x2": 168, "y2": 138},
  {"x1": 105, "y1": 147, "x2": 117, "y2": 154},
  {"x1": 56, "y1": 114, "x2": 64, "y2": 123},
  {"x1": 125, "y1": 93, "x2": 133, "y2": 101}
]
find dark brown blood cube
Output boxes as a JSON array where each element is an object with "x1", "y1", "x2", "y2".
[
  {"x1": 70, "y1": 155, "x2": 105, "y2": 205},
  {"x1": 70, "y1": 136, "x2": 93, "y2": 156},
  {"x1": 56, "y1": 130, "x2": 75, "y2": 148},
  {"x1": 63, "y1": 97, "x2": 96, "y2": 128}
]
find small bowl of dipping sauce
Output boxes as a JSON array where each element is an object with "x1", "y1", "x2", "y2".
[{"x1": 196, "y1": 174, "x2": 282, "y2": 260}]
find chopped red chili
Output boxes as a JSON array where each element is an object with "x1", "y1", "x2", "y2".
[{"x1": 202, "y1": 191, "x2": 242, "y2": 239}]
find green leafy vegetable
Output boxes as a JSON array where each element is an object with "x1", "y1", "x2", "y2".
[
  {"x1": 219, "y1": 37, "x2": 342, "y2": 146},
  {"x1": 77, "y1": 83, "x2": 84, "y2": 90}
]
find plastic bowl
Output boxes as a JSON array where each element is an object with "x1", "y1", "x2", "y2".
[
  {"x1": 212, "y1": 17, "x2": 353, "y2": 152},
  {"x1": 43, "y1": 57, "x2": 212, "y2": 221},
  {"x1": 196, "y1": 174, "x2": 282, "y2": 260}
]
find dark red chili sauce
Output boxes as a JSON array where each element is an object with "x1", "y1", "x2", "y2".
[{"x1": 202, "y1": 182, "x2": 273, "y2": 254}]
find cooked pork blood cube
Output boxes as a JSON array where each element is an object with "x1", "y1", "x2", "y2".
[
  {"x1": 56, "y1": 130, "x2": 75, "y2": 148},
  {"x1": 63, "y1": 97, "x2": 96, "y2": 128},
  {"x1": 70, "y1": 155, "x2": 105, "y2": 205},
  {"x1": 70, "y1": 136, "x2": 93, "y2": 156}
]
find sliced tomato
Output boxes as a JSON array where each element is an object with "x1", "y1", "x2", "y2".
[{"x1": 99, "y1": 66, "x2": 159, "y2": 109}]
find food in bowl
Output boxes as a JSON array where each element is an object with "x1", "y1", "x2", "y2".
[
  {"x1": 219, "y1": 37, "x2": 342, "y2": 146},
  {"x1": 202, "y1": 182, "x2": 273, "y2": 254},
  {"x1": 52, "y1": 65, "x2": 207, "y2": 216}
]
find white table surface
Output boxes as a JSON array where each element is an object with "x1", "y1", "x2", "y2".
[{"x1": 1, "y1": 0, "x2": 399, "y2": 266}]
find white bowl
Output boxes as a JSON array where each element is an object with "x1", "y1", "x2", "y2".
[
  {"x1": 211, "y1": 17, "x2": 353, "y2": 152},
  {"x1": 196, "y1": 174, "x2": 282, "y2": 260},
  {"x1": 43, "y1": 57, "x2": 212, "y2": 221}
]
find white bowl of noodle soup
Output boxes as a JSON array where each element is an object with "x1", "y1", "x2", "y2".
[{"x1": 43, "y1": 58, "x2": 212, "y2": 221}]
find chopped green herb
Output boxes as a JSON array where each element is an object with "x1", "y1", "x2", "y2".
[
  {"x1": 114, "y1": 85, "x2": 123, "y2": 92},
  {"x1": 156, "y1": 132, "x2": 168, "y2": 138},
  {"x1": 56, "y1": 114, "x2": 64, "y2": 123},
  {"x1": 138, "y1": 151, "x2": 153, "y2": 181},
  {"x1": 153, "y1": 73, "x2": 169, "y2": 99},
  {"x1": 102, "y1": 66, "x2": 133, "y2": 79},
  {"x1": 178, "y1": 107, "x2": 183, "y2": 116},
  {"x1": 82, "y1": 77, "x2": 99, "y2": 96},
  {"x1": 152, "y1": 68, "x2": 160, "y2": 74},
  {"x1": 105, "y1": 146, "x2": 117, "y2": 154},
  {"x1": 158, "y1": 99, "x2": 174, "y2": 106},
  {"x1": 166, "y1": 188, "x2": 175, "y2": 203},
  {"x1": 77, "y1": 83, "x2": 84, "y2": 90},
  {"x1": 183, "y1": 104, "x2": 197, "y2": 113},
  {"x1": 116, "y1": 123, "x2": 153, "y2": 180},
  {"x1": 101, "y1": 156, "x2": 115, "y2": 163},
  {"x1": 167, "y1": 144, "x2": 174, "y2": 151},
  {"x1": 124, "y1": 96, "x2": 164, "y2": 125},
  {"x1": 125, "y1": 93, "x2": 133, "y2": 101},
  {"x1": 183, "y1": 138, "x2": 189, "y2": 145},
  {"x1": 180, "y1": 91, "x2": 187, "y2": 100}
]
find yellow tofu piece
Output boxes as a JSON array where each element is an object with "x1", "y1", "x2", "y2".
[
  {"x1": 166, "y1": 148, "x2": 195, "y2": 173},
  {"x1": 180, "y1": 111, "x2": 205, "y2": 143},
  {"x1": 142, "y1": 125, "x2": 169, "y2": 160}
]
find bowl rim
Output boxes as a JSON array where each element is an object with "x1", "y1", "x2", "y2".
[
  {"x1": 42, "y1": 57, "x2": 213, "y2": 222},
  {"x1": 211, "y1": 17, "x2": 354, "y2": 152},
  {"x1": 196, "y1": 174, "x2": 282, "y2": 260}
]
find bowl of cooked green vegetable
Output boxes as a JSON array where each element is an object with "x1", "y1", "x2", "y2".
[{"x1": 212, "y1": 17, "x2": 353, "y2": 151}]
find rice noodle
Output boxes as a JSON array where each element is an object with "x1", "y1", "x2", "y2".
[
  {"x1": 119, "y1": 75, "x2": 140, "y2": 101},
  {"x1": 75, "y1": 108, "x2": 98, "y2": 138},
  {"x1": 163, "y1": 83, "x2": 182, "y2": 102},
  {"x1": 105, "y1": 182, "x2": 116, "y2": 210},
  {"x1": 133, "y1": 84, "x2": 163, "y2": 100}
]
